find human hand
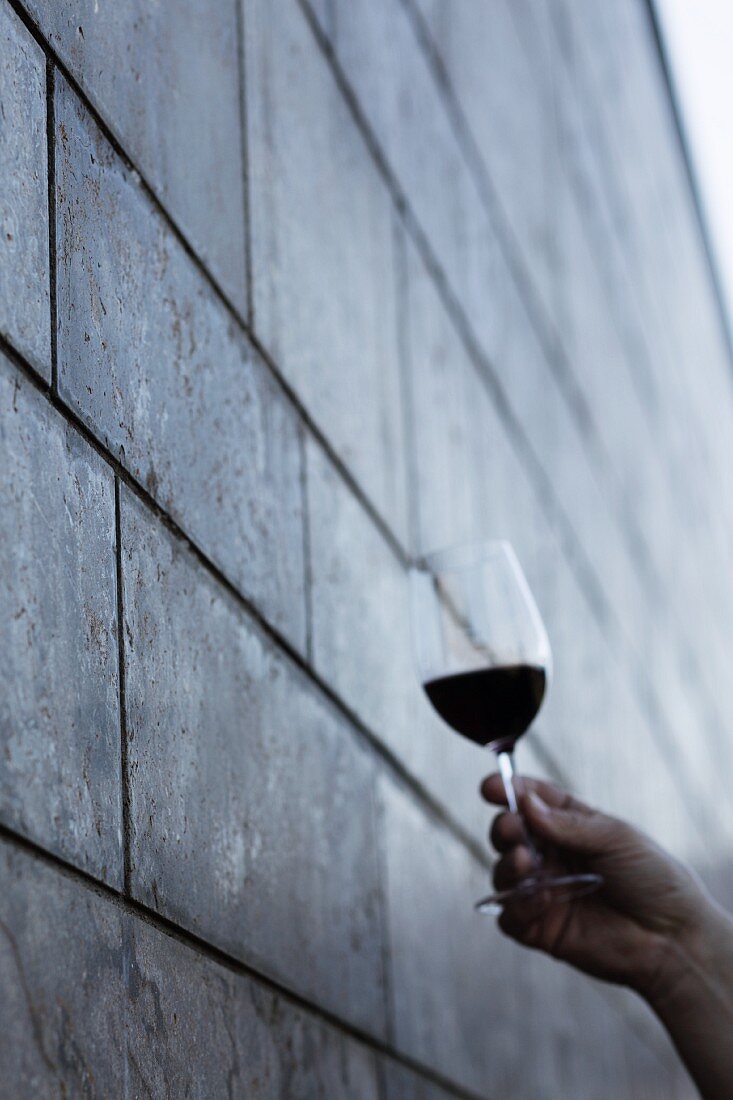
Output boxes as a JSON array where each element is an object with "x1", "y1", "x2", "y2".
[{"x1": 482, "y1": 773, "x2": 712, "y2": 999}]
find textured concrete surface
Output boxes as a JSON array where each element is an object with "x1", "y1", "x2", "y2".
[
  {"x1": 0, "y1": 3, "x2": 49, "y2": 377},
  {"x1": 121, "y1": 488, "x2": 386, "y2": 1036},
  {"x1": 0, "y1": 0, "x2": 728, "y2": 1094},
  {"x1": 0, "y1": 350, "x2": 121, "y2": 886},
  {"x1": 55, "y1": 76, "x2": 306, "y2": 651},
  {"x1": 23, "y1": 0, "x2": 247, "y2": 311}
]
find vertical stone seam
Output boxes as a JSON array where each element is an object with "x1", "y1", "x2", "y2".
[
  {"x1": 374, "y1": 1052, "x2": 388, "y2": 1100},
  {"x1": 114, "y1": 478, "x2": 132, "y2": 895},
  {"x1": 372, "y1": 781, "x2": 396, "y2": 1049},
  {"x1": 235, "y1": 0, "x2": 254, "y2": 325},
  {"x1": 299, "y1": 422, "x2": 315, "y2": 664},
  {"x1": 392, "y1": 215, "x2": 420, "y2": 558},
  {"x1": 45, "y1": 60, "x2": 57, "y2": 391}
]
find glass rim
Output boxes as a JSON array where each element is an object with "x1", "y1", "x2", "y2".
[{"x1": 412, "y1": 537, "x2": 516, "y2": 575}]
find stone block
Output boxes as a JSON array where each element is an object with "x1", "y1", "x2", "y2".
[
  {"x1": 0, "y1": 349, "x2": 121, "y2": 885},
  {"x1": 0, "y1": 3, "x2": 50, "y2": 376}
]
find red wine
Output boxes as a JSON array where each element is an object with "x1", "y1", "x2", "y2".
[{"x1": 423, "y1": 664, "x2": 546, "y2": 748}]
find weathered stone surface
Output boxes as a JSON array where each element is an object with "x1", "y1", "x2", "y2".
[
  {"x1": 55, "y1": 77, "x2": 306, "y2": 651},
  {"x1": 245, "y1": 0, "x2": 408, "y2": 542},
  {"x1": 25, "y1": 0, "x2": 247, "y2": 310},
  {"x1": 326, "y1": 0, "x2": 478, "y2": 305},
  {"x1": 0, "y1": 3, "x2": 50, "y2": 376},
  {"x1": 379, "y1": 1062, "x2": 457, "y2": 1100},
  {"x1": 306, "y1": 0, "x2": 335, "y2": 40},
  {"x1": 0, "y1": 350, "x2": 121, "y2": 885},
  {"x1": 0, "y1": 0, "x2": 730, "y2": 1094},
  {"x1": 128, "y1": 915, "x2": 380, "y2": 1099},
  {"x1": 0, "y1": 839, "x2": 126, "y2": 1095},
  {"x1": 121, "y1": 488, "x2": 386, "y2": 1036},
  {"x1": 0, "y1": 836, "x2": 381, "y2": 1098}
]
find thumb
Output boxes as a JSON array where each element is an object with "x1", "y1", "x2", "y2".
[{"x1": 523, "y1": 790, "x2": 623, "y2": 855}]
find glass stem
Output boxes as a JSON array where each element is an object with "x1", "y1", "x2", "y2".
[{"x1": 496, "y1": 750, "x2": 542, "y2": 873}]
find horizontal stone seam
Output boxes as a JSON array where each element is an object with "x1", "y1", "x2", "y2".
[{"x1": 0, "y1": 821, "x2": 491, "y2": 1100}]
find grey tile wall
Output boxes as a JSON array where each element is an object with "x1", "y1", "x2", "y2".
[{"x1": 0, "y1": 0, "x2": 726, "y2": 1095}]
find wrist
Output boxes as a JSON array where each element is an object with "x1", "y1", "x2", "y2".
[{"x1": 641, "y1": 897, "x2": 731, "y2": 1015}]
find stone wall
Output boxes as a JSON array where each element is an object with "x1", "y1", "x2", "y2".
[{"x1": 1, "y1": 1, "x2": 728, "y2": 1095}]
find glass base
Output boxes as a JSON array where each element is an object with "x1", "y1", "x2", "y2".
[{"x1": 475, "y1": 872, "x2": 603, "y2": 914}]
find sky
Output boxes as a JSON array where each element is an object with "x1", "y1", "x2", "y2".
[{"x1": 654, "y1": 0, "x2": 733, "y2": 326}]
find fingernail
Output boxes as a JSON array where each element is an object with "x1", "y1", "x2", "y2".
[{"x1": 527, "y1": 790, "x2": 550, "y2": 815}]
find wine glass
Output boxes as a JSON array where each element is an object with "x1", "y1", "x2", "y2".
[{"x1": 409, "y1": 538, "x2": 602, "y2": 910}]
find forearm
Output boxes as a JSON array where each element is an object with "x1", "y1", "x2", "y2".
[{"x1": 644, "y1": 900, "x2": 733, "y2": 1100}]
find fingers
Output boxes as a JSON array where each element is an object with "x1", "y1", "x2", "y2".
[
  {"x1": 521, "y1": 788, "x2": 627, "y2": 855},
  {"x1": 489, "y1": 811, "x2": 525, "y2": 853},
  {"x1": 492, "y1": 844, "x2": 535, "y2": 891},
  {"x1": 481, "y1": 773, "x2": 590, "y2": 814},
  {"x1": 497, "y1": 893, "x2": 549, "y2": 944}
]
